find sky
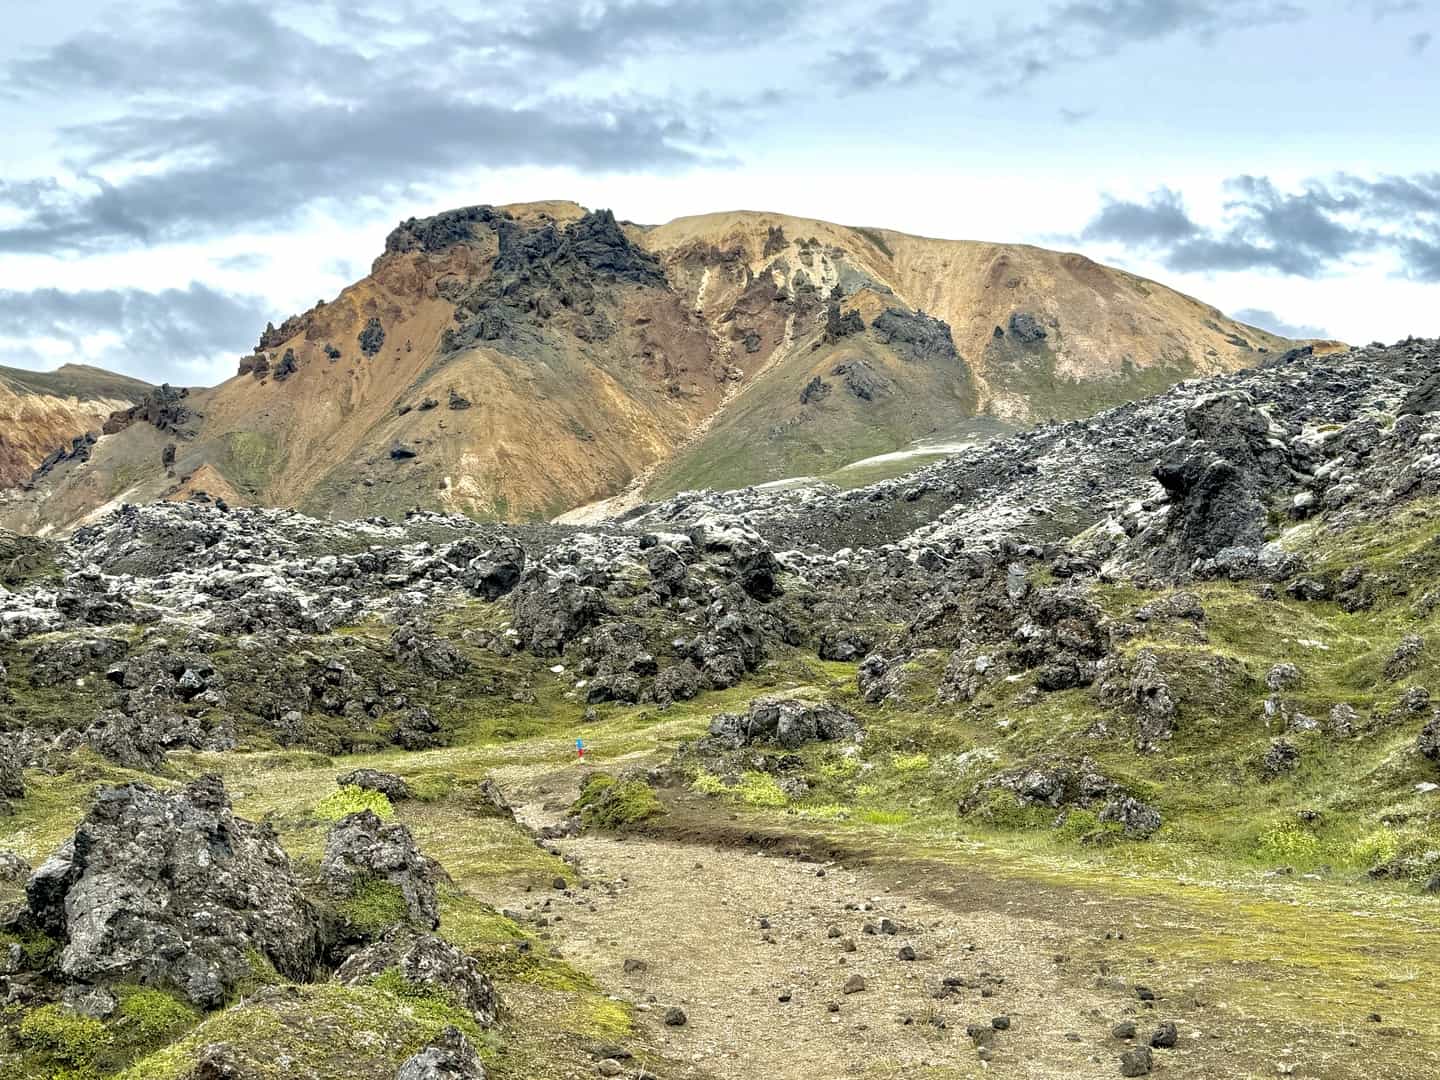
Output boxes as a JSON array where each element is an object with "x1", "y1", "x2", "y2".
[{"x1": 0, "y1": 0, "x2": 1436, "y2": 386}]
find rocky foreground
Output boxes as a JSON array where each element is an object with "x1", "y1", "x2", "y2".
[{"x1": 2, "y1": 338, "x2": 1440, "y2": 1078}]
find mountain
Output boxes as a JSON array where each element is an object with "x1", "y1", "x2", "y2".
[
  {"x1": 0, "y1": 201, "x2": 1321, "y2": 534},
  {"x1": 0, "y1": 364, "x2": 152, "y2": 490}
]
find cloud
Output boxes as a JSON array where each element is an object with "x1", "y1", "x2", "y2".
[
  {"x1": 213, "y1": 253, "x2": 271, "y2": 272},
  {"x1": 1078, "y1": 173, "x2": 1440, "y2": 280},
  {"x1": 1058, "y1": 107, "x2": 1095, "y2": 124},
  {"x1": 1355, "y1": 0, "x2": 1423, "y2": 20},
  {"x1": 1230, "y1": 307, "x2": 1330, "y2": 339},
  {"x1": 496, "y1": 0, "x2": 801, "y2": 63},
  {"x1": 0, "y1": 284, "x2": 271, "y2": 384},
  {"x1": 821, "y1": 0, "x2": 1305, "y2": 94},
  {"x1": 1411, "y1": 30, "x2": 1434, "y2": 51},
  {"x1": 0, "y1": 2, "x2": 722, "y2": 255},
  {"x1": 1082, "y1": 187, "x2": 1199, "y2": 245}
]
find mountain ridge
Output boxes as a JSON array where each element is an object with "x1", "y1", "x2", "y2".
[
  {"x1": 0, "y1": 200, "x2": 1335, "y2": 534},
  {"x1": 0, "y1": 363, "x2": 153, "y2": 491}
]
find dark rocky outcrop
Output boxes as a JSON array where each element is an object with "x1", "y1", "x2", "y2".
[
  {"x1": 336, "y1": 927, "x2": 498, "y2": 1027},
  {"x1": 511, "y1": 570, "x2": 609, "y2": 654},
  {"x1": 1146, "y1": 392, "x2": 1294, "y2": 572},
  {"x1": 799, "y1": 376, "x2": 831, "y2": 405},
  {"x1": 336, "y1": 768, "x2": 413, "y2": 802},
  {"x1": 101, "y1": 384, "x2": 194, "y2": 437},
  {"x1": 870, "y1": 308, "x2": 960, "y2": 364},
  {"x1": 359, "y1": 318, "x2": 387, "y2": 357},
  {"x1": 322, "y1": 809, "x2": 441, "y2": 931},
  {"x1": 7, "y1": 775, "x2": 322, "y2": 1008},
  {"x1": 698, "y1": 696, "x2": 861, "y2": 751}
]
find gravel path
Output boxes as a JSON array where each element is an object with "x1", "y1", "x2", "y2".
[{"x1": 497, "y1": 785, "x2": 1173, "y2": 1080}]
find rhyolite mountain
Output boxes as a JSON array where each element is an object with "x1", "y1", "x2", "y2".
[
  {"x1": 0, "y1": 200, "x2": 1314, "y2": 533},
  {"x1": 0, "y1": 364, "x2": 152, "y2": 490}
]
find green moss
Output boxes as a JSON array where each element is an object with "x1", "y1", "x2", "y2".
[
  {"x1": 0, "y1": 927, "x2": 60, "y2": 968},
  {"x1": 571, "y1": 774, "x2": 664, "y2": 829},
  {"x1": 964, "y1": 789, "x2": 1052, "y2": 831},
  {"x1": 116, "y1": 982, "x2": 486, "y2": 1080},
  {"x1": 114, "y1": 985, "x2": 200, "y2": 1049},
  {"x1": 313, "y1": 784, "x2": 394, "y2": 822},
  {"x1": 18, "y1": 1004, "x2": 114, "y2": 1067},
  {"x1": 366, "y1": 967, "x2": 484, "y2": 1042},
  {"x1": 337, "y1": 876, "x2": 410, "y2": 935},
  {"x1": 1054, "y1": 809, "x2": 1125, "y2": 847}
]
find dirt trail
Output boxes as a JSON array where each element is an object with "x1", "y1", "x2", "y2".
[{"x1": 485, "y1": 775, "x2": 1208, "y2": 1080}]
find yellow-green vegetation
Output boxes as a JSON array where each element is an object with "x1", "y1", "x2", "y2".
[
  {"x1": 112, "y1": 987, "x2": 200, "y2": 1051},
  {"x1": 115, "y1": 982, "x2": 476, "y2": 1080},
  {"x1": 571, "y1": 773, "x2": 664, "y2": 828},
  {"x1": 18, "y1": 1005, "x2": 112, "y2": 1068},
  {"x1": 336, "y1": 877, "x2": 410, "y2": 935},
  {"x1": 689, "y1": 768, "x2": 788, "y2": 807},
  {"x1": 313, "y1": 784, "x2": 394, "y2": 822}
]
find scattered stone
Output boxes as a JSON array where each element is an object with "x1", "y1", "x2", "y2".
[{"x1": 1120, "y1": 1045, "x2": 1154, "y2": 1076}]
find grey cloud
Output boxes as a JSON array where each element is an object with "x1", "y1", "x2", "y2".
[
  {"x1": 1402, "y1": 232, "x2": 1440, "y2": 280},
  {"x1": 1059, "y1": 107, "x2": 1095, "y2": 124},
  {"x1": 213, "y1": 253, "x2": 271, "y2": 273},
  {"x1": 823, "y1": 0, "x2": 1305, "y2": 94},
  {"x1": 1082, "y1": 188, "x2": 1199, "y2": 245},
  {"x1": 496, "y1": 0, "x2": 801, "y2": 63},
  {"x1": 1230, "y1": 308, "x2": 1330, "y2": 339},
  {"x1": 1411, "y1": 30, "x2": 1433, "y2": 51},
  {"x1": 0, "y1": 284, "x2": 271, "y2": 384},
  {"x1": 0, "y1": 2, "x2": 719, "y2": 255},
  {"x1": 1079, "y1": 173, "x2": 1440, "y2": 280}
]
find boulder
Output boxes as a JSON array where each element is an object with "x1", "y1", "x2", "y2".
[
  {"x1": 1127, "y1": 649, "x2": 1176, "y2": 751},
  {"x1": 652, "y1": 661, "x2": 703, "y2": 704},
  {"x1": 336, "y1": 769, "x2": 413, "y2": 802},
  {"x1": 1149, "y1": 392, "x2": 1291, "y2": 571},
  {"x1": 511, "y1": 570, "x2": 609, "y2": 654},
  {"x1": 322, "y1": 810, "x2": 441, "y2": 931},
  {"x1": 337, "y1": 927, "x2": 498, "y2": 1027},
  {"x1": 703, "y1": 697, "x2": 861, "y2": 751},
  {"x1": 0, "y1": 755, "x2": 23, "y2": 802},
  {"x1": 463, "y1": 544, "x2": 525, "y2": 601},
  {"x1": 397, "y1": 1026, "x2": 486, "y2": 1080},
  {"x1": 1418, "y1": 713, "x2": 1440, "y2": 763},
  {"x1": 396, "y1": 1026, "x2": 487, "y2": 1080},
  {"x1": 11, "y1": 775, "x2": 322, "y2": 1008}
]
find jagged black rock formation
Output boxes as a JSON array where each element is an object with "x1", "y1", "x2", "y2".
[
  {"x1": 871, "y1": 307, "x2": 961, "y2": 364},
  {"x1": 6, "y1": 775, "x2": 323, "y2": 1008}
]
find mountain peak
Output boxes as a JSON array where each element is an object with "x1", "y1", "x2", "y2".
[{"x1": 2, "y1": 201, "x2": 1306, "y2": 532}]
